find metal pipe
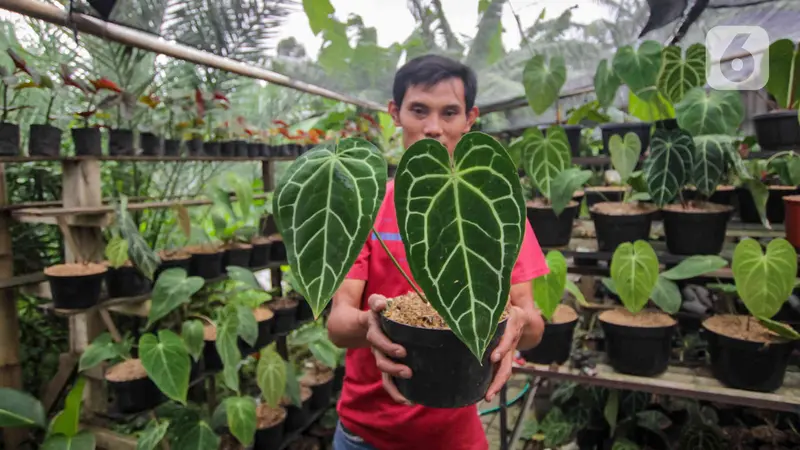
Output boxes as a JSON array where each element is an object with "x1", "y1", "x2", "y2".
[{"x1": 0, "y1": 0, "x2": 386, "y2": 111}]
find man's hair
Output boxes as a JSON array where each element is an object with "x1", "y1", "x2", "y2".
[{"x1": 392, "y1": 54, "x2": 478, "y2": 111}]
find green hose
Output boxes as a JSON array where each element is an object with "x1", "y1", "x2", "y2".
[{"x1": 477, "y1": 382, "x2": 531, "y2": 416}]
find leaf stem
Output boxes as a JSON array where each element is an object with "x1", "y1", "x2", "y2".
[{"x1": 371, "y1": 226, "x2": 427, "y2": 303}]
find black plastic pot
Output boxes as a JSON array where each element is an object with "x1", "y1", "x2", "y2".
[
  {"x1": 164, "y1": 139, "x2": 181, "y2": 156},
  {"x1": 584, "y1": 188, "x2": 626, "y2": 208},
  {"x1": 203, "y1": 141, "x2": 220, "y2": 157},
  {"x1": 283, "y1": 393, "x2": 311, "y2": 432},
  {"x1": 140, "y1": 132, "x2": 161, "y2": 156},
  {"x1": 188, "y1": 137, "x2": 203, "y2": 156},
  {"x1": 109, "y1": 129, "x2": 134, "y2": 156},
  {"x1": 682, "y1": 187, "x2": 735, "y2": 207},
  {"x1": 520, "y1": 318, "x2": 578, "y2": 364},
  {"x1": 189, "y1": 251, "x2": 224, "y2": 279},
  {"x1": 380, "y1": 316, "x2": 507, "y2": 408},
  {"x1": 220, "y1": 141, "x2": 235, "y2": 157},
  {"x1": 270, "y1": 300, "x2": 299, "y2": 334},
  {"x1": 662, "y1": 205, "x2": 733, "y2": 255},
  {"x1": 654, "y1": 118, "x2": 679, "y2": 130},
  {"x1": 154, "y1": 256, "x2": 191, "y2": 281},
  {"x1": 46, "y1": 266, "x2": 107, "y2": 310},
  {"x1": 203, "y1": 340, "x2": 223, "y2": 372},
  {"x1": 250, "y1": 242, "x2": 272, "y2": 267},
  {"x1": 600, "y1": 122, "x2": 652, "y2": 155},
  {"x1": 333, "y1": 365, "x2": 345, "y2": 393},
  {"x1": 737, "y1": 186, "x2": 799, "y2": 224},
  {"x1": 106, "y1": 266, "x2": 151, "y2": 298},
  {"x1": 222, "y1": 246, "x2": 252, "y2": 268},
  {"x1": 108, "y1": 376, "x2": 164, "y2": 414},
  {"x1": 753, "y1": 110, "x2": 800, "y2": 151},
  {"x1": 72, "y1": 128, "x2": 102, "y2": 156},
  {"x1": 270, "y1": 239, "x2": 287, "y2": 263},
  {"x1": 590, "y1": 204, "x2": 656, "y2": 252},
  {"x1": 252, "y1": 315, "x2": 276, "y2": 351},
  {"x1": 600, "y1": 315, "x2": 676, "y2": 376},
  {"x1": 28, "y1": 124, "x2": 62, "y2": 157},
  {"x1": 0, "y1": 122, "x2": 19, "y2": 156},
  {"x1": 235, "y1": 140, "x2": 248, "y2": 157},
  {"x1": 295, "y1": 299, "x2": 314, "y2": 323},
  {"x1": 254, "y1": 413, "x2": 286, "y2": 450},
  {"x1": 306, "y1": 376, "x2": 334, "y2": 410},
  {"x1": 540, "y1": 124, "x2": 582, "y2": 156},
  {"x1": 248, "y1": 143, "x2": 261, "y2": 157},
  {"x1": 527, "y1": 202, "x2": 578, "y2": 248},
  {"x1": 261, "y1": 145, "x2": 273, "y2": 157}
]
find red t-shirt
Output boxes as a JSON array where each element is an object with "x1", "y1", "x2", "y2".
[{"x1": 337, "y1": 180, "x2": 549, "y2": 450}]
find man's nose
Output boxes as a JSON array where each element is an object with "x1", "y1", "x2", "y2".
[{"x1": 423, "y1": 117, "x2": 443, "y2": 138}]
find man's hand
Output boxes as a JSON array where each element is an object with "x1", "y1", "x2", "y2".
[
  {"x1": 363, "y1": 294, "x2": 414, "y2": 406},
  {"x1": 484, "y1": 305, "x2": 544, "y2": 402}
]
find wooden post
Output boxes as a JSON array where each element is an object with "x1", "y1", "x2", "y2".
[{"x1": 0, "y1": 162, "x2": 25, "y2": 449}]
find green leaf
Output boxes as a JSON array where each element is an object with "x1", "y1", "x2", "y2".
[
  {"x1": 227, "y1": 266, "x2": 261, "y2": 290},
  {"x1": 742, "y1": 179, "x2": 770, "y2": 228},
  {"x1": 136, "y1": 419, "x2": 170, "y2": 450},
  {"x1": 612, "y1": 438, "x2": 640, "y2": 450},
  {"x1": 539, "y1": 407, "x2": 574, "y2": 448},
  {"x1": 609, "y1": 132, "x2": 641, "y2": 183},
  {"x1": 604, "y1": 390, "x2": 619, "y2": 434},
  {"x1": 675, "y1": 87, "x2": 745, "y2": 136},
  {"x1": 691, "y1": 135, "x2": 731, "y2": 197},
  {"x1": 309, "y1": 338, "x2": 341, "y2": 368},
  {"x1": 285, "y1": 362, "x2": 302, "y2": 407},
  {"x1": 660, "y1": 255, "x2": 728, "y2": 280},
  {"x1": 224, "y1": 396, "x2": 256, "y2": 447},
  {"x1": 613, "y1": 40, "x2": 663, "y2": 101},
  {"x1": 732, "y1": 238, "x2": 798, "y2": 319},
  {"x1": 550, "y1": 168, "x2": 591, "y2": 216},
  {"x1": 79, "y1": 333, "x2": 122, "y2": 372},
  {"x1": 610, "y1": 241, "x2": 660, "y2": 314},
  {"x1": 628, "y1": 91, "x2": 675, "y2": 122},
  {"x1": 565, "y1": 280, "x2": 588, "y2": 307},
  {"x1": 764, "y1": 39, "x2": 800, "y2": 109},
  {"x1": 173, "y1": 422, "x2": 219, "y2": 450},
  {"x1": 395, "y1": 132, "x2": 526, "y2": 360},
  {"x1": 216, "y1": 305, "x2": 241, "y2": 392},
  {"x1": 658, "y1": 44, "x2": 707, "y2": 104},
  {"x1": 257, "y1": 346, "x2": 287, "y2": 408},
  {"x1": 147, "y1": 268, "x2": 205, "y2": 329},
  {"x1": 139, "y1": 330, "x2": 190, "y2": 405},
  {"x1": 236, "y1": 305, "x2": 258, "y2": 347},
  {"x1": 105, "y1": 236, "x2": 129, "y2": 268},
  {"x1": 274, "y1": 138, "x2": 387, "y2": 319},
  {"x1": 594, "y1": 59, "x2": 621, "y2": 108},
  {"x1": 303, "y1": 0, "x2": 335, "y2": 35},
  {"x1": 651, "y1": 277, "x2": 682, "y2": 314},
  {"x1": 644, "y1": 129, "x2": 694, "y2": 207},
  {"x1": 757, "y1": 317, "x2": 800, "y2": 340},
  {"x1": 41, "y1": 431, "x2": 96, "y2": 450},
  {"x1": 0, "y1": 387, "x2": 46, "y2": 428},
  {"x1": 50, "y1": 377, "x2": 86, "y2": 437},
  {"x1": 521, "y1": 126, "x2": 571, "y2": 199},
  {"x1": 533, "y1": 251, "x2": 567, "y2": 321},
  {"x1": 181, "y1": 320, "x2": 205, "y2": 363},
  {"x1": 523, "y1": 54, "x2": 567, "y2": 115}
]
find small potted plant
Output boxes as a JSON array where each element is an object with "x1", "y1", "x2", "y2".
[
  {"x1": 737, "y1": 152, "x2": 800, "y2": 225},
  {"x1": 44, "y1": 230, "x2": 108, "y2": 310},
  {"x1": 59, "y1": 64, "x2": 118, "y2": 156},
  {"x1": 751, "y1": 38, "x2": 800, "y2": 151},
  {"x1": 225, "y1": 266, "x2": 277, "y2": 353},
  {"x1": 208, "y1": 175, "x2": 258, "y2": 268},
  {"x1": 103, "y1": 197, "x2": 161, "y2": 297},
  {"x1": 28, "y1": 70, "x2": 62, "y2": 157},
  {"x1": 137, "y1": 93, "x2": 162, "y2": 156},
  {"x1": 0, "y1": 50, "x2": 41, "y2": 156}
]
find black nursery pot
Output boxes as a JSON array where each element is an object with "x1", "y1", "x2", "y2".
[
  {"x1": 154, "y1": 256, "x2": 191, "y2": 281},
  {"x1": 600, "y1": 122, "x2": 652, "y2": 155},
  {"x1": 295, "y1": 298, "x2": 314, "y2": 323},
  {"x1": 220, "y1": 141, "x2": 235, "y2": 157},
  {"x1": 270, "y1": 239, "x2": 287, "y2": 263},
  {"x1": 753, "y1": 110, "x2": 800, "y2": 151},
  {"x1": 520, "y1": 318, "x2": 578, "y2": 365},
  {"x1": 163, "y1": 139, "x2": 181, "y2": 156},
  {"x1": 249, "y1": 242, "x2": 272, "y2": 267},
  {"x1": 45, "y1": 265, "x2": 107, "y2": 310},
  {"x1": 600, "y1": 315, "x2": 676, "y2": 376},
  {"x1": 333, "y1": 365, "x2": 345, "y2": 392},
  {"x1": 28, "y1": 124, "x2": 62, "y2": 157},
  {"x1": 527, "y1": 202, "x2": 579, "y2": 248},
  {"x1": 662, "y1": 205, "x2": 733, "y2": 255},
  {"x1": 283, "y1": 395, "x2": 311, "y2": 432},
  {"x1": 254, "y1": 414, "x2": 286, "y2": 450},
  {"x1": 306, "y1": 375, "x2": 334, "y2": 410},
  {"x1": 108, "y1": 376, "x2": 164, "y2": 414},
  {"x1": 380, "y1": 316, "x2": 507, "y2": 408},
  {"x1": 251, "y1": 315, "x2": 276, "y2": 351},
  {"x1": 590, "y1": 204, "x2": 656, "y2": 252},
  {"x1": 235, "y1": 140, "x2": 248, "y2": 157},
  {"x1": 109, "y1": 129, "x2": 134, "y2": 156},
  {"x1": 188, "y1": 136, "x2": 203, "y2": 156},
  {"x1": 248, "y1": 142, "x2": 261, "y2": 157},
  {"x1": 0, "y1": 122, "x2": 19, "y2": 156},
  {"x1": 222, "y1": 246, "x2": 252, "y2": 268},
  {"x1": 261, "y1": 145, "x2": 274, "y2": 157},
  {"x1": 140, "y1": 132, "x2": 161, "y2": 156},
  {"x1": 540, "y1": 124, "x2": 582, "y2": 156},
  {"x1": 682, "y1": 187, "x2": 735, "y2": 207},
  {"x1": 203, "y1": 141, "x2": 220, "y2": 157},
  {"x1": 737, "y1": 186, "x2": 799, "y2": 224},
  {"x1": 72, "y1": 128, "x2": 102, "y2": 156},
  {"x1": 703, "y1": 319, "x2": 795, "y2": 392},
  {"x1": 106, "y1": 266, "x2": 151, "y2": 298},
  {"x1": 189, "y1": 251, "x2": 224, "y2": 279},
  {"x1": 203, "y1": 340, "x2": 223, "y2": 372},
  {"x1": 270, "y1": 300, "x2": 299, "y2": 334},
  {"x1": 584, "y1": 188, "x2": 626, "y2": 208}
]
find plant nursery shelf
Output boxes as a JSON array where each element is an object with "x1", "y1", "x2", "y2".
[
  {"x1": 0, "y1": 155, "x2": 297, "y2": 163},
  {"x1": 572, "y1": 218, "x2": 785, "y2": 240},
  {"x1": 515, "y1": 362, "x2": 800, "y2": 413}
]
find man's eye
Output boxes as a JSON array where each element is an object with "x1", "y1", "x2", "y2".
[{"x1": 412, "y1": 107, "x2": 425, "y2": 115}]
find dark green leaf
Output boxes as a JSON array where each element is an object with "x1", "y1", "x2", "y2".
[
  {"x1": 309, "y1": 338, "x2": 341, "y2": 368},
  {"x1": 521, "y1": 126, "x2": 571, "y2": 199},
  {"x1": 139, "y1": 330, "x2": 190, "y2": 405},
  {"x1": 523, "y1": 54, "x2": 566, "y2": 115},
  {"x1": 181, "y1": 320, "x2": 204, "y2": 363},
  {"x1": 658, "y1": 44, "x2": 707, "y2": 104},
  {"x1": 79, "y1": 333, "x2": 123, "y2": 372},
  {"x1": 41, "y1": 431, "x2": 95, "y2": 450},
  {"x1": 173, "y1": 421, "x2": 219, "y2": 450},
  {"x1": 0, "y1": 387, "x2": 46, "y2": 428},
  {"x1": 227, "y1": 266, "x2": 261, "y2": 290},
  {"x1": 604, "y1": 390, "x2": 619, "y2": 433},
  {"x1": 651, "y1": 277, "x2": 681, "y2": 314},
  {"x1": 691, "y1": 135, "x2": 731, "y2": 197},
  {"x1": 216, "y1": 305, "x2": 241, "y2": 392},
  {"x1": 613, "y1": 40, "x2": 663, "y2": 101},
  {"x1": 594, "y1": 59, "x2": 621, "y2": 107},
  {"x1": 236, "y1": 305, "x2": 258, "y2": 347},
  {"x1": 285, "y1": 362, "x2": 302, "y2": 407},
  {"x1": 136, "y1": 419, "x2": 170, "y2": 450},
  {"x1": 550, "y1": 168, "x2": 591, "y2": 216},
  {"x1": 147, "y1": 268, "x2": 205, "y2": 328},
  {"x1": 644, "y1": 129, "x2": 694, "y2": 207},
  {"x1": 675, "y1": 87, "x2": 745, "y2": 136},
  {"x1": 539, "y1": 407, "x2": 574, "y2": 448},
  {"x1": 764, "y1": 39, "x2": 800, "y2": 109},
  {"x1": 224, "y1": 396, "x2": 256, "y2": 447}
]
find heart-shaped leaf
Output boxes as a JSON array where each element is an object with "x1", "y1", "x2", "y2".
[
  {"x1": 658, "y1": 44, "x2": 707, "y2": 104},
  {"x1": 610, "y1": 241, "x2": 660, "y2": 314},
  {"x1": 395, "y1": 132, "x2": 526, "y2": 360},
  {"x1": 309, "y1": 337, "x2": 341, "y2": 368},
  {"x1": 0, "y1": 387, "x2": 46, "y2": 428},
  {"x1": 691, "y1": 135, "x2": 730, "y2": 198},
  {"x1": 79, "y1": 332, "x2": 123, "y2": 372},
  {"x1": 763, "y1": 38, "x2": 800, "y2": 109},
  {"x1": 139, "y1": 330, "x2": 190, "y2": 404},
  {"x1": 650, "y1": 277, "x2": 681, "y2": 314},
  {"x1": 274, "y1": 138, "x2": 387, "y2": 318},
  {"x1": 521, "y1": 126, "x2": 571, "y2": 200},
  {"x1": 594, "y1": 59, "x2": 622, "y2": 108},
  {"x1": 147, "y1": 268, "x2": 205, "y2": 329},
  {"x1": 136, "y1": 419, "x2": 170, "y2": 450},
  {"x1": 216, "y1": 305, "x2": 241, "y2": 392},
  {"x1": 226, "y1": 266, "x2": 261, "y2": 290},
  {"x1": 660, "y1": 255, "x2": 728, "y2": 280},
  {"x1": 41, "y1": 431, "x2": 96, "y2": 450},
  {"x1": 609, "y1": 132, "x2": 642, "y2": 183},
  {"x1": 675, "y1": 87, "x2": 745, "y2": 136},
  {"x1": 613, "y1": 40, "x2": 663, "y2": 101},
  {"x1": 628, "y1": 91, "x2": 675, "y2": 122},
  {"x1": 550, "y1": 168, "x2": 592, "y2": 216},
  {"x1": 236, "y1": 305, "x2": 258, "y2": 347},
  {"x1": 257, "y1": 346, "x2": 287, "y2": 408},
  {"x1": 224, "y1": 396, "x2": 256, "y2": 447},
  {"x1": 523, "y1": 54, "x2": 567, "y2": 115},
  {"x1": 732, "y1": 238, "x2": 798, "y2": 319},
  {"x1": 644, "y1": 129, "x2": 694, "y2": 207},
  {"x1": 105, "y1": 236, "x2": 129, "y2": 268},
  {"x1": 533, "y1": 251, "x2": 567, "y2": 322},
  {"x1": 173, "y1": 421, "x2": 219, "y2": 450},
  {"x1": 181, "y1": 320, "x2": 205, "y2": 362}
]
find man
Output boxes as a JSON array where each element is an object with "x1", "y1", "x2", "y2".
[{"x1": 326, "y1": 54, "x2": 549, "y2": 450}]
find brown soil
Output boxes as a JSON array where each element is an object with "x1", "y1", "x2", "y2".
[
  {"x1": 185, "y1": 244, "x2": 222, "y2": 255},
  {"x1": 301, "y1": 368, "x2": 334, "y2": 387},
  {"x1": 268, "y1": 233, "x2": 283, "y2": 242},
  {"x1": 158, "y1": 249, "x2": 191, "y2": 261},
  {"x1": 768, "y1": 185, "x2": 799, "y2": 191},
  {"x1": 586, "y1": 186, "x2": 627, "y2": 193},
  {"x1": 222, "y1": 242, "x2": 253, "y2": 250},
  {"x1": 591, "y1": 202, "x2": 657, "y2": 216},
  {"x1": 573, "y1": 190, "x2": 585, "y2": 198},
  {"x1": 203, "y1": 324, "x2": 217, "y2": 341},
  {"x1": 251, "y1": 235, "x2": 272, "y2": 245},
  {"x1": 253, "y1": 307, "x2": 274, "y2": 322},
  {"x1": 526, "y1": 198, "x2": 578, "y2": 209},
  {"x1": 383, "y1": 291, "x2": 509, "y2": 329},
  {"x1": 44, "y1": 262, "x2": 107, "y2": 277},
  {"x1": 550, "y1": 304, "x2": 579, "y2": 325},
  {"x1": 703, "y1": 314, "x2": 789, "y2": 343},
  {"x1": 662, "y1": 201, "x2": 733, "y2": 214},
  {"x1": 105, "y1": 358, "x2": 147, "y2": 382},
  {"x1": 684, "y1": 185, "x2": 735, "y2": 192},
  {"x1": 280, "y1": 386, "x2": 312, "y2": 406},
  {"x1": 599, "y1": 308, "x2": 676, "y2": 328},
  {"x1": 256, "y1": 404, "x2": 287, "y2": 429},
  {"x1": 270, "y1": 297, "x2": 299, "y2": 310}
]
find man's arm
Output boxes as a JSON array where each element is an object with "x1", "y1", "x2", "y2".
[
  {"x1": 509, "y1": 281, "x2": 544, "y2": 351},
  {"x1": 326, "y1": 279, "x2": 371, "y2": 349}
]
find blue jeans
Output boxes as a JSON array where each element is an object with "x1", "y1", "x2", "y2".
[{"x1": 333, "y1": 421, "x2": 377, "y2": 450}]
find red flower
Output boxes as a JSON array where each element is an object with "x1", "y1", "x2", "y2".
[{"x1": 90, "y1": 78, "x2": 122, "y2": 93}]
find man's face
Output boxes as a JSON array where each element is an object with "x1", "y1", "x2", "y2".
[{"x1": 388, "y1": 78, "x2": 479, "y2": 154}]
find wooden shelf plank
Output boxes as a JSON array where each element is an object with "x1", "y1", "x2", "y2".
[
  {"x1": 0, "y1": 155, "x2": 297, "y2": 163},
  {"x1": 514, "y1": 362, "x2": 800, "y2": 413}
]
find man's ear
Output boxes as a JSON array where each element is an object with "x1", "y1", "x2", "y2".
[
  {"x1": 388, "y1": 100, "x2": 401, "y2": 126},
  {"x1": 464, "y1": 106, "x2": 479, "y2": 132}
]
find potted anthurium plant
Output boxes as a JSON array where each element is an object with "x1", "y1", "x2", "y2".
[
  {"x1": 207, "y1": 173, "x2": 257, "y2": 268},
  {"x1": 103, "y1": 196, "x2": 161, "y2": 297},
  {"x1": 59, "y1": 64, "x2": 117, "y2": 156},
  {"x1": 751, "y1": 38, "x2": 800, "y2": 151},
  {"x1": 137, "y1": 93, "x2": 162, "y2": 156},
  {"x1": 275, "y1": 133, "x2": 536, "y2": 408},
  {"x1": 28, "y1": 65, "x2": 62, "y2": 157},
  {"x1": 518, "y1": 125, "x2": 593, "y2": 247},
  {"x1": 702, "y1": 238, "x2": 799, "y2": 392},
  {"x1": 0, "y1": 49, "x2": 43, "y2": 156},
  {"x1": 737, "y1": 152, "x2": 800, "y2": 225}
]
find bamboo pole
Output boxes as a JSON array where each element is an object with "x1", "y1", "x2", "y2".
[{"x1": 0, "y1": 0, "x2": 386, "y2": 111}]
